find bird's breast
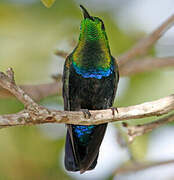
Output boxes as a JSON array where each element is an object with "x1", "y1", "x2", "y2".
[{"x1": 72, "y1": 62, "x2": 114, "y2": 79}]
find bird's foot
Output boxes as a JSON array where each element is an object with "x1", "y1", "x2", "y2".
[
  {"x1": 111, "y1": 107, "x2": 119, "y2": 116},
  {"x1": 81, "y1": 109, "x2": 91, "y2": 119}
]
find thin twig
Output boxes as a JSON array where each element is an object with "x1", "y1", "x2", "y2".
[
  {"x1": 0, "y1": 69, "x2": 37, "y2": 107},
  {"x1": 125, "y1": 113, "x2": 174, "y2": 142},
  {"x1": 0, "y1": 82, "x2": 62, "y2": 101},
  {"x1": 118, "y1": 13, "x2": 174, "y2": 66},
  {"x1": 120, "y1": 56, "x2": 174, "y2": 76}
]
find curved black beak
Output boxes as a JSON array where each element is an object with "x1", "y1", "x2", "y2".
[{"x1": 80, "y1": 5, "x2": 93, "y2": 20}]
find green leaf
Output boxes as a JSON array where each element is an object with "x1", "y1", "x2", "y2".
[{"x1": 41, "y1": 0, "x2": 56, "y2": 8}]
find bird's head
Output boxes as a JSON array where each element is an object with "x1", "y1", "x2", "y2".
[{"x1": 79, "y1": 5, "x2": 108, "y2": 44}]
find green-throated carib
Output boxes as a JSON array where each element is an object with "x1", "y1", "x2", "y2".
[{"x1": 62, "y1": 5, "x2": 119, "y2": 173}]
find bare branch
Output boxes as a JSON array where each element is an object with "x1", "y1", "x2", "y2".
[
  {"x1": 0, "y1": 93, "x2": 174, "y2": 128},
  {"x1": 0, "y1": 68, "x2": 174, "y2": 128},
  {"x1": 118, "y1": 13, "x2": 174, "y2": 66},
  {"x1": 125, "y1": 113, "x2": 174, "y2": 142},
  {"x1": 120, "y1": 57, "x2": 174, "y2": 76},
  {"x1": 6, "y1": 68, "x2": 15, "y2": 84},
  {"x1": 0, "y1": 69, "x2": 37, "y2": 107},
  {"x1": 0, "y1": 82, "x2": 62, "y2": 101}
]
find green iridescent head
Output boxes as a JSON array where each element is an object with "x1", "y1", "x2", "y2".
[
  {"x1": 79, "y1": 5, "x2": 109, "y2": 45},
  {"x1": 72, "y1": 5, "x2": 111, "y2": 71}
]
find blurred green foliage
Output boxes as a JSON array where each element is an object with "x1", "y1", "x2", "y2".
[{"x1": 0, "y1": 0, "x2": 174, "y2": 179}]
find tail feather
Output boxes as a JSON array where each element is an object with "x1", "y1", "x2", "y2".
[
  {"x1": 64, "y1": 130, "x2": 79, "y2": 171},
  {"x1": 64, "y1": 124, "x2": 107, "y2": 173}
]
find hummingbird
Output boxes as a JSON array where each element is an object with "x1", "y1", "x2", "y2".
[{"x1": 62, "y1": 5, "x2": 119, "y2": 173}]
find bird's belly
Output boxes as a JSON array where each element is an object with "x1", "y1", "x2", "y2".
[{"x1": 69, "y1": 68, "x2": 115, "y2": 110}]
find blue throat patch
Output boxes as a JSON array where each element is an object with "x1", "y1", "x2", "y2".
[{"x1": 73, "y1": 63, "x2": 114, "y2": 79}]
